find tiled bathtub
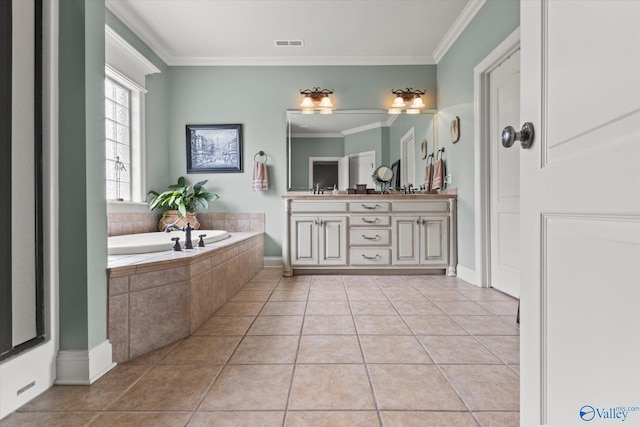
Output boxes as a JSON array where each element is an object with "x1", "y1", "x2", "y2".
[{"x1": 107, "y1": 231, "x2": 264, "y2": 363}]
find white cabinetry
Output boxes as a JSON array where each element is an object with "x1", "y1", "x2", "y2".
[
  {"x1": 392, "y1": 216, "x2": 449, "y2": 267},
  {"x1": 288, "y1": 201, "x2": 348, "y2": 268},
  {"x1": 349, "y1": 201, "x2": 391, "y2": 266},
  {"x1": 291, "y1": 215, "x2": 347, "y2": 266},
  {"x1": 282, "y1": 195, "x2": 457, "y2": 276}
]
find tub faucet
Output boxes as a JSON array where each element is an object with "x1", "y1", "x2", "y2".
[{"x1": 165, "y1": 222, "x2": 194, "y2": 249}]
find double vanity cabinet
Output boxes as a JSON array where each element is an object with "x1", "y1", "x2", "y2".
[{"x1": 282, "y1": 193, "x2": 457, "y2": 276}]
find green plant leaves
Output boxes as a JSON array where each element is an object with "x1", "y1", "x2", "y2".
[{"x1": 147, "y1": 176, "x2": 218, "y2": 216}]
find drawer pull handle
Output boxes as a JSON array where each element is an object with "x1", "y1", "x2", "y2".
[
  {"x1": 362, "y1": 254, "x2": 381, "y2": 260},
  {"x1": 361, "y1": 217, "x2": 380, "y2": 224},
  {"x1": 362, "y1": 234, "x2": 381, "y2": 241},
  {"x1": 362, "y1": 204, "x2": 380, "y2": 210}
]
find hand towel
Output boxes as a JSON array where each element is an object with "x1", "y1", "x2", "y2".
[
  {"x1": 432, "y1": 159, "x2": 445, "y2": 190},
  {"x1": 252, "y1": 162, "x2": 269, "y2": 191},
  {"x1": 424, "y1": 163, "x2": 433, "y2": 191}
]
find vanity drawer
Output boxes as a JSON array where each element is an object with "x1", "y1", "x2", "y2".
[
  {"x1": 350, "y1": 249, "x2": 391, "y2": 266},
  {"x1": 392, "y1": 201, "x2": 448, "y2": 213},
  {"x1": 350, "y1": 215, "x2": 391, "y2": 227},
  {"x1": 350, "y1": 201, "x2": 390, "y2": 213},
  {"x1": 291, "y1": 201, "x2": 348, "y2": 213},
  {"x1": 350, "y1": 229, "x2": 391, "y2": 246}
]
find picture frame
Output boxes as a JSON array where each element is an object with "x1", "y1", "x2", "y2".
[
  {"x1": 186, "y1": 124, "x2": 243, "y2": 173},
  {"x1": 450, "y1": 116, "x2": 460, "y2": 143}
]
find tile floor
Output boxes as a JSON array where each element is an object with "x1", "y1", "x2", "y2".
[{"x1": 2, "y1": 268, "x2": 520, "y2": 427}]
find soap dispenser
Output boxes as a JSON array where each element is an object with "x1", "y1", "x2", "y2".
[{"x1": 332, "y1": 184, "x2": 338, "y2": 195}]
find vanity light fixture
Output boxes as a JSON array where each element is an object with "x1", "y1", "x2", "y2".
[
  {"x1": 300, "y1": 87, "x2": 334, "y2": 114},
  {"x1": 388, "y1": 88, "x2": 426, "y2": 114}
]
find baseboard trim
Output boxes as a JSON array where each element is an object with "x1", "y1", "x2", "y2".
[
  {"x1": 263, "y1": 256, "x2": 283, "y2": 267},
  {"x1": 456, "y1": 264, "x2": 482, "y2": 287},
  {"x1": 55, "y1": 340, "x2": 116, "y2": 385}
]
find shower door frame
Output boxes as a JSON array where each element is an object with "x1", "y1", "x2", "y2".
[{"x1": 0, "y1": 0, "x2": 45, "y2": 362}]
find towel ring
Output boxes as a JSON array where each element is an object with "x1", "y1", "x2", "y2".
[
  {"x1": 254, "y1": 151, "x2": 267, "y2": 163},
  {"x1": 426, "y1": 153, "x2": 434, "y2": 164},
  {"x1": 436, "y1": 147, "x2": 445, "y2": 160}
]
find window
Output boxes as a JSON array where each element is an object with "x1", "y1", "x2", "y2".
[
  {"x1": 104, "y1": 24, "x2": 160, "y2": 204},
  {"x1": 105, "y1": 77, "x2": 131, "y2": 201},
  {"x1": 104, "y1": 66, "x2": 145, "y2": 202}
]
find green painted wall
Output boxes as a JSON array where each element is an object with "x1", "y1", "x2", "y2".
[
  {"x1": 344, "y1": 126, "x2": 385, "y2": 162},
  {"x1": 436, "y1": 0, "x2": 520, "y2": 271},
  {"x1": 290, "y1": 137, "x2": 344, "y2": 189},
  {"x1": 58, "y1": 0, "x2": 107, "y2": 350},
  {"x1": 168, "y1": 65, "x2": 437, "y2": 256}
]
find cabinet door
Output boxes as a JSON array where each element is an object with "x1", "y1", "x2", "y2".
[
  {"x1": 318, "y1": 216, "x2": 348, "y2": 265},
  {"x1": 391, "y1": 216, "x2": 420, "y2": 265},
  {"x1": 419, "y1": 216, "x2": 449, "y2": 266},
  {"x1": 291, "y1": 216, "x2": 318, "y2": 265}
]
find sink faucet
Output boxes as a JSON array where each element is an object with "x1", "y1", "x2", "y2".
[{"x1": 165, "y1": 222, "x2": 194, "y2": 249}]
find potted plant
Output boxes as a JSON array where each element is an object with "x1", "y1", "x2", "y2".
[{"x1": 148, "y1": 176, "x2": 219, "y2": 231}]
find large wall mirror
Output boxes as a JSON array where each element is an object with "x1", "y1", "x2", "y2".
[{"x1": 287, "y1": 109, "x2": 436, "y2": 191}]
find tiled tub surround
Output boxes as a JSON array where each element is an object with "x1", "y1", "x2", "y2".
[
  {"x1": 107, "y1": 212, "x2": 265, "y2": 236},
  {"x1": 108, "y1": 232, "x2": 264, "y2": 363}
]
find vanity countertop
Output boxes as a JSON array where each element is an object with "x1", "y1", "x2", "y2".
[{"x1": 282, "y1": 189, "x2": 457, "y2": 200}]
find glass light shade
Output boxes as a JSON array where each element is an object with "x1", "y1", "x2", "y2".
[
  {"x1": 391, "y1": 96, "x2": 406, "y2": 108},
  {"x1": 319, "y1": 108, "x2": 333, "y2": 114},
  {"x1": 301, "y1": 108, "x2": 315, "y2": 115},
  {"x1": 319, "y1": 96, "x2": 333, "y2": 108},
  {"x1": 410, "y1": 96, "x2": 425, "y2": 109},
  {"x1": 387, "y1": 108, "x2": 402, "y2": 115},
  {"x1": 300, "y1": 96, "x2": 314, "y2": 108},
  {"x1": 406, "y1": 108, "x2": 420, "y2": 114}
]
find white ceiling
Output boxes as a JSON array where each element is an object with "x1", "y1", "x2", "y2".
[{"x1": 105, "y1": 0, "x2": 482, "y2": 66}]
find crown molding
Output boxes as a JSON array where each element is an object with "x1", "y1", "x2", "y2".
[
  {"x1": 106, "y1": 0, "x2": 172, "y2": 65},
  {"x1": 432, "y1": 0, "x2": 487, "y2": 63},
  {"x1": 165, "y1": 55, "x2": 436, "y2": 67}
]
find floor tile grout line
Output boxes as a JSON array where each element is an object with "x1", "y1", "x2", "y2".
[
  {"x1": 348, "y1": 275, "x2": 385, "y2": 427},
  {"x1": 191, "y1": 277, "x2": 281, "y2": 417},
  {"x1": 282, "y1": 281, "x2": 311, "y2": 427},
  {"x1": 410, "y1": 311, "x2": 479, "y2": 421}
]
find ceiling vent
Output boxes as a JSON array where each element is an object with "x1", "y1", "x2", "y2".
[{"x1": 274, "y1": 40, "x2": 304, "y2": 47}]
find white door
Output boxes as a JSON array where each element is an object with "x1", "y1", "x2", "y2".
[
  {"x1": 490, "y1": 50, "x2": 520, "y2": 297},
  {"x1": 520, "y1": 2, "x2": 640, "y2": 426},
  {"x1": 400, "y1": 128, "x2": 415, "y2": 186},
  {"x1": 349, "y1": 150, "x2": 376, "y2": 188}
]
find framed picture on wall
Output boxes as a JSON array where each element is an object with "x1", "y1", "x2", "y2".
[{"x1": 186, "y1": 124, "x2": 243, "y2": 173}]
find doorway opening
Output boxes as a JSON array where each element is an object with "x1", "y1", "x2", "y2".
[{"x1": 472, "y1": 28, "x2": 520, "y2": 296}]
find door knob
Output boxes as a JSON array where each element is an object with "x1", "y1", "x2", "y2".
[{"x1": 502, "y1": 122, "x2": 534, "y2": 149}]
